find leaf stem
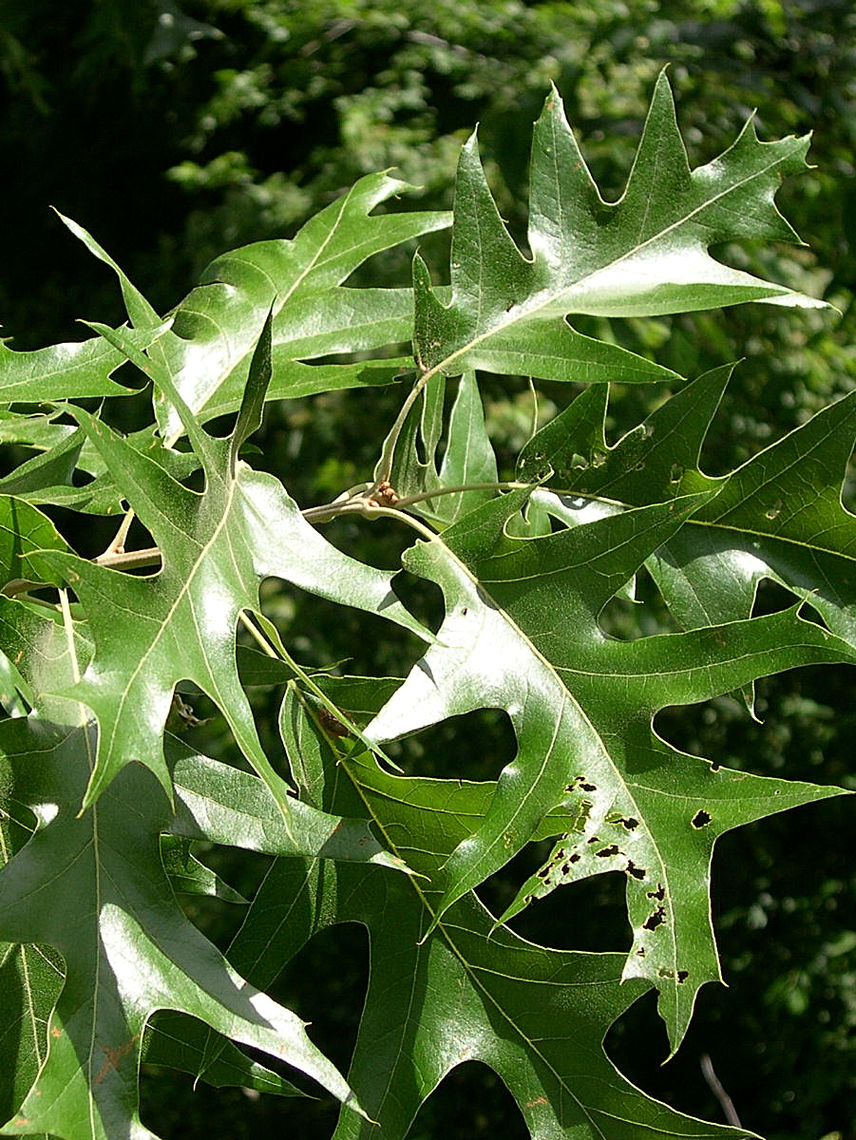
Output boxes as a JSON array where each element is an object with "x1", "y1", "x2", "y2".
[
  {"x1": 96, "y1": 508, "x2": 136, "y2": 561},
  {"x1": 302, "y1": 479, "x2": 532, "y2": 525},
  {"x1": 372, "y1": 360, "x2": 445, "y2": 488},
  {"x1": 59, "y1": 587, "x2": 80, "y2": 685},
  {"x1": 88, "y1": 547, "x2": 162, "y2": 572},
  {"x1": 394, "y1": 481, "x2": 532, "y2": 510},
  {"x1": 238, "y1": 611, "x2": 280, "y2": 659}
]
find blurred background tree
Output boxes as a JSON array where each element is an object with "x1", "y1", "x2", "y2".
[{"x1": 0, "y1": 2, "x2": 854, "y2": 1137}]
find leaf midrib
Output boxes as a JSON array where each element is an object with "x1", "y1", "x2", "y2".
[{"x1": 432, "y1": 143, "x2": 799, "y2": 380}]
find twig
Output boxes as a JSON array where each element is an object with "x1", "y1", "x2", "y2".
[{"x1": 700, "y1": 1053, "x2": 742, "y2": 1128}]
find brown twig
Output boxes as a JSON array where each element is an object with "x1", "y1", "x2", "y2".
[{"x1": 700, "y1": 1053, "x2": 742, "y2": 1127}]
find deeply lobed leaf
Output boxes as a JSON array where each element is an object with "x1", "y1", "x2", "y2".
[{"x1": 412, "y1": 72, "x2": 824, "y2": 390}]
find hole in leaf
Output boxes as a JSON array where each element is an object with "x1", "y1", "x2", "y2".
[
  {"x1": 764, "y1": 499, "x2": 783, "y2": 520},
  {"x1": 643, "y1": 905, "x2": 667, "y2": 931},
  {"x1": 657, "y1": 967, "x2": 689, "y2": 983},
  {"x1": 691, "y1": 809, "x2": 712, "y2": 829}
]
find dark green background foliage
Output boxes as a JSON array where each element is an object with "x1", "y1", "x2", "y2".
[{"x1": 1, "y1": 3, "x2": 854, "y2": 1138}]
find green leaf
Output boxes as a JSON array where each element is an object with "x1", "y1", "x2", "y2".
[
  {"x1": 519, "y1": 367, "x2": 856, "y2": 649},
  {"x1": 389, "y1": 372, "x2": 499, "y2": 526},
  {"x1": 364, "y1": 490, "x2": 854, "y2": 1049},
  {"x1": 655, "y1": 389, "x2": 856, "y2": 644},
  {"x1": 0, "y1": 429, "x2": 85, "y2": 500},
  {"x1": 0, "y1": 408, "x2": 202, "y2": 517},
  {"x1": 0, "y1": 328, "x2": 161, "y2": 404},
  {"x1": 0, "y1": 498, "x2": 74, "y2": 592},
  {"x1": 0, "y1": 67, "x2": 848, "y2": 1139},
  {"x1": 216, "y1": 706, "x2": 755, "y2": 1140},
  {"x1": 165, "y1": 736, "x2": 410, "y2": 874},
  {"x1": 413, "y1": 73, "x2": 823, "y2": 387},
  {"x1": 53, "y1": 211, "x2": 162, "y2": 331},
  {"x1": 141, "y1": 1011, "x2": 307, "y2": 1099},
  {"x1": 39, "y1": 344, "x2": 429, "y2": 811},
  {"x1": 58, "y1": 178, "x2": 449, "y2": 436},
  {"x1": 0, "y1": 718, "x2": 365, "y2": 1140},
  {"x1": 158, "y1": 836, "x2": 248, "y2": 903}
]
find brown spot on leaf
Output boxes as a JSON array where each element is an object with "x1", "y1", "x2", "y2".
[{"x1": 95, "y1": 1034, "x2": 140, "y2": 1084}]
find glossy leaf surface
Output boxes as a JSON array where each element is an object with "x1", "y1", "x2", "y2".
[
  {"x1": 224, "y1": 702, "x2": 757, "y2": 1140},
  {"x1": 0, "y1": 71, "x2": 848, "y2": 1140},
  {"x1": 365, "y1": 490, "x2": 854, "y2": 1048},
  {"x1": 0, "y1": 718, "x2": 370, "y2": 1140},
  {"x1": 413, "y1": 73, "x2": 823, "y2": 387}
]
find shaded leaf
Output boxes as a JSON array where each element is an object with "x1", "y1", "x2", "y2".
[
  {"x1": 158, "y1": 836, "x2": 248, "y2": 904},
  {"x1": 519, "y1": 368, "x2": 856, "y2": 648},
  {"x1": 141, "y1": 1012, "x2": 306, "y2": 1099}
]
